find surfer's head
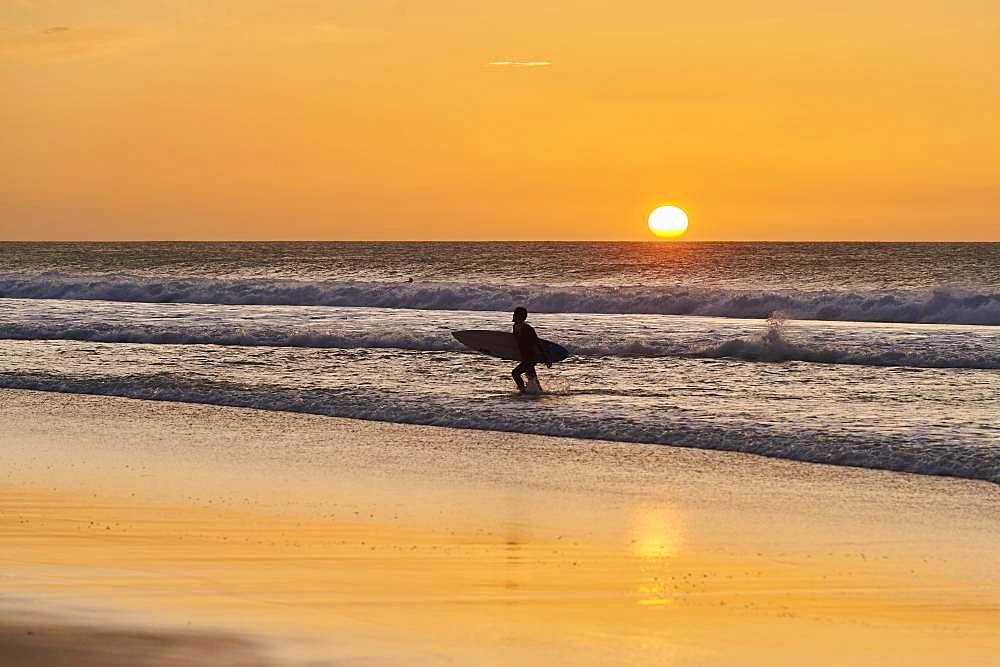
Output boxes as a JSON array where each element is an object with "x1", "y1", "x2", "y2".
[{"x1": 513, "y1": 307, "x2": 528, "y2": 323}]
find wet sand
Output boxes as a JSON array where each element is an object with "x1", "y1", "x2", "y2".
[
  {"x1": 1, "y1": 389, "x2": 998, "y2": 666},
  {"x1": 0, "y1": 605, "x2": 277, "y2": 667}
]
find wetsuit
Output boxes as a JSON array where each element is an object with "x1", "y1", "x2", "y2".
[{"x1": 512, "y1": 321, "x2": 545, "y2": 391}]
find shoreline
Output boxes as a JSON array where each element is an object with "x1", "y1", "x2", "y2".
[
  {"x1": 2, "y1": 389, "x2": 998, "y2": 666},
  {"x1": 2, "y1": 382, "x2": 995, "y2": 485}
]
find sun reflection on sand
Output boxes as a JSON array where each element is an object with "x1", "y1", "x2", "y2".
[
  {"x1": 631, "y1": 506, "x2": 684, "y2": 606},
  {"x1": 631, "y1": 506, "x2": 683, "y2": 560}
]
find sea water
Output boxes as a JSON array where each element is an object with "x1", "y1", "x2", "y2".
[{"x1": 1, "y1": 242, "x2": 997, "y2": 482}]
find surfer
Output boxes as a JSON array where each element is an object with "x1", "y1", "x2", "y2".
[{"x1": 511, "y1": 307, "x2": 551, "y2": 393}]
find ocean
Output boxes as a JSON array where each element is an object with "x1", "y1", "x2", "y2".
[{"x1": 1, "y1": 242, "x2": 997, "y2": 483}]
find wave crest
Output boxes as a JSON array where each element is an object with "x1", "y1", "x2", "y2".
[
  {"x1": 2, "y1": 272, "x2": 999, "y2": 325},
  {"x1": 2, "y1": 321, "x2": 998, "y2": 369}
]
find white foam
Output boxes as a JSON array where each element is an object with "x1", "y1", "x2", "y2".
[
  {"x1": 3, "y1": 272, "x2": 999, "y2": 325},
  {"x1": 2, "y1": 321, "x2": 997, "y2": 369},
  {"x1": 3, "y1": 373, "x2": 996, "y2": 484}
]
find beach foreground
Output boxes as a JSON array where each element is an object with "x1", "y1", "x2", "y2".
[{"x1": 2, "y1": 389, "x2": 998, "y2": 666}]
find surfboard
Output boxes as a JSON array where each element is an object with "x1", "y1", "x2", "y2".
[{"x1": 452, "y1": 330, "x2": 570, "y2": 363}]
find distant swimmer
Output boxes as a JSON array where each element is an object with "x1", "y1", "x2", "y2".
[{"x1": 511, "y1": 306, "x2": 551, "y2": 393}]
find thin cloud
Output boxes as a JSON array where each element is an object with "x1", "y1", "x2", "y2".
[
  {"x1": 0, "y1": 25, "x2": 145, "y2": 61},
  {"x1": 488, "y1": 60, "x2": 551, "y2": 67}
]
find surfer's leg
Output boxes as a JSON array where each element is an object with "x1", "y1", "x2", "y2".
[
  {"x1": 511, "y1": 363, "x2": 528, "y2": 391},
  {"x1": 524, "y1": 364, "x2": 540, "y2": 393}
]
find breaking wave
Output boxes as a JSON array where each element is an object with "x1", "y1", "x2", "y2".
[
  {"x1": 2, "y1": 321, "x2": 998, "y2": 369},
  {"x1": 2, "y1": 273, "x2": 999, "y2": 325}
]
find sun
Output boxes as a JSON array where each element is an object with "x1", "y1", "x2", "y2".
[{"x1": 647, "y1": 206, "x2": 689, "y2": 238}]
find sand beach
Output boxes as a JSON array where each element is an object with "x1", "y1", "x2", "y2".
[{"x1": 2, "y1": 388, "x2": 997, "y2": 666}]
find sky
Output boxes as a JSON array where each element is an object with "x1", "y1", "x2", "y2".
[{"x1": 2, "y1": 1, "x2": 998, "y2": 241}]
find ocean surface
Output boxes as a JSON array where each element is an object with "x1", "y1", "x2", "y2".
[{"x1": 1, "y1": 242, "x2": 997, "y2": 483}]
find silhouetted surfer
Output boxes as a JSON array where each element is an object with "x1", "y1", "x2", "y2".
[{"x1": 511, "y1": 307, "x2": 551, "y2": 393}]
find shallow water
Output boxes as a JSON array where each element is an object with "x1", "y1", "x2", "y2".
[{"x1": 1, "y1": 242, "x2": 997, "y2": 482}]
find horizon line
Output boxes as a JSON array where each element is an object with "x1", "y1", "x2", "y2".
[{"x1": 1, "y1": 239, "x2": 998, "y2": 244}]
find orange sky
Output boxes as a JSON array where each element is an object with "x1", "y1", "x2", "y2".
[{"x1": 2, "y1": 1, "x2": 998, "y2": 240}]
